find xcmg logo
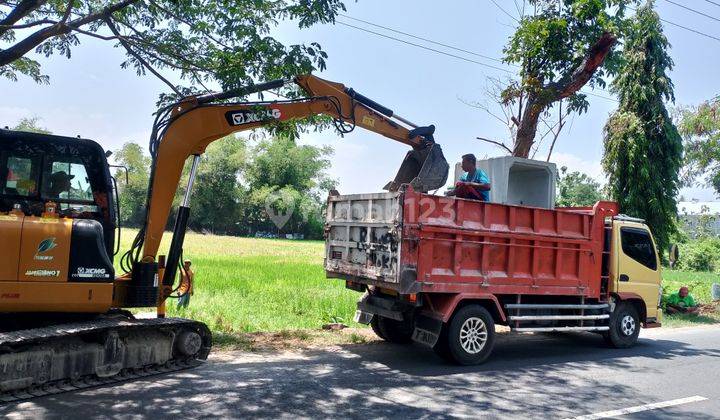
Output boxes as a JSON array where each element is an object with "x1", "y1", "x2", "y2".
[{"x1": 225, "y1": 108, "x2": 281, "y2": 126}]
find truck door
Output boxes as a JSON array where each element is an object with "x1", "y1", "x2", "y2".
[{"x1": 613, "y1": 223, "x2": 661, "y2": 320}]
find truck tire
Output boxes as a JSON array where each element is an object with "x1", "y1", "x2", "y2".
[
  {"x1": 433, "y1": 326, "x2": 452, "y2": 360},
  {"x1": 370, "y1": 316, "x2": 387, "y2": 340},
  {"x1": 445, "y1": 305, "x2": 496, "y2": 365},
  {"x1": 604, "y1": 302, "x2": 640, "y2": 348},
  {"x1": 375, "y1": 316, "x2": 414, "y2": 344}
]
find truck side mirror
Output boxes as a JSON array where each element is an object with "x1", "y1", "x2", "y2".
[{"x1": 669, "y1": 244, "x2": 679, "y2": 268}]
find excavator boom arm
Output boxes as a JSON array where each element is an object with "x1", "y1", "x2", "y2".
[{"x1": 132, "y1": 74, "x2": 448, "y2": 299}]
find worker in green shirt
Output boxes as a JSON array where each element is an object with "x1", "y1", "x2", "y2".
[{"x1": 666, "y1": 286, "x2": 698, "y2": 314}]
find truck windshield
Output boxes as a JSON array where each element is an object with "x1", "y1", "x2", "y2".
[{"x1": 621, "y1": 227, "x2": 657, "y2": 270}]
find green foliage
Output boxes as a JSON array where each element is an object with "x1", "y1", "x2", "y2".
[
  {"x1": 1, "y1": 0, "x2": 345, "y2": 102},
  {"x1": 602, "y1": 2, "x2": 682, "y2": 256},
  {"x1": 0, "y1": 58, "x2": 48, "y2": 84},
  {"x1": 189, "y1": 136, "x2": 247, "y2": 234},
  {"x1": 502, "y1": 0, "x2": 634, "y2": 114},
  {"x1": 12, "y1": 117, "x2": 51, "y2": 134},
  {"x1": 114, "y1": 142, "x2": 152, "y2": 227},
  {"x1": 113, "y1": 136, "x2": 334, "y2": 238},
  {"x1": 676, "y1": 239, "x2": 720, "y2": 272},
  {"x1": 245, "y1": 136, "x2": 335, "y2": 239},
  {"x1": 556, "y1": 166, "x2": 603, "y2": 207},
  {"x1": 679, "y1": 98, "x2": 720, "y2": 193}
]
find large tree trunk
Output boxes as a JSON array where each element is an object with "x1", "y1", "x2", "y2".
[
  {"x1": 514, "y1": 96, "x2": 543, "y2": 157},
  {"x1": 512, "y1": 32, "x2": 617, "y2": 158}
]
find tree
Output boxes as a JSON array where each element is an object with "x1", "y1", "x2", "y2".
[
  {"x1": 556, "y1": 166, "x2": 603, "y2": 207},
  {"x1": 678, "y1": 97, "x2": 720, "y2": 193},
  {"x1": 12, "y1": 116, "x2": 50, "y2": 133},
  {"x1": 602, "y1": 1, "x2": 682, "y2": 256},
  {"x1": 245, "y1": 136, "x2": 335, "y2": 238},
  {"x1": 490, "y1": 0, "x2": 635, "y2": 158},
  {"x1": 113, "y1": 142, "x2": 150, "y2": 226},
  {"x1": 189, "y1": 135, "x2": 247, "y2": 235},
  {"x1": 1, "y1": 0, "x2": 345, "y2": 101}
]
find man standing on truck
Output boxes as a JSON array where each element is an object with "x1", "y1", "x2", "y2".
[
  {"x1": 665, "y1": 286, "x2": 699, "y2": 315},
  {"x1": 445, "y1": 153, "x2": 491, "y2": 201}
]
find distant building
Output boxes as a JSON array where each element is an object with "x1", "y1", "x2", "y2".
[{"x1": 678, "y1": 201, "x2": 720, "y2": 237}]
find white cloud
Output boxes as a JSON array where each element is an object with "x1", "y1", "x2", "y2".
[{"x1": 550, "y1": 152, "x2": 605, "y2": 182}]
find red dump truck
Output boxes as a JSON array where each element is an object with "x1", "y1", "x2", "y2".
[{"x1": 324, "y1": 186, "x2": 662, "y2": 365}]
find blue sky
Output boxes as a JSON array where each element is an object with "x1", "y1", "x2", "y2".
[{"x1": 2, "y1": 0, "x2": 719, "y2": 199}]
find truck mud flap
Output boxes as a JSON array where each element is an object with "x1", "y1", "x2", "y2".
[
  {"x1": 354, "y1": 310, "x2": 373, "y2": 325},
  {"x1": 355, "y1": 293, "x2": 415, "y2": 321},
  {"x1": 411, "y1": 313, "x2": 443, "y2": 348}
]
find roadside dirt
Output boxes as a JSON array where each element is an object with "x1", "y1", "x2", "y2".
[
  {"x1": 213, "y1": 325, "x2": 515, "y2": 353},
  {"x1": 213, "y1": 327, "x2": 382, "y2": 352}
]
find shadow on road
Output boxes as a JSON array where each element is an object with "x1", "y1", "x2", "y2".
[{"x1": 3, "y1": 331, "x2": 719, "y2": 418}]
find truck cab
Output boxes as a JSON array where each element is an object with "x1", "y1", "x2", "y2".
[{"x1": 609, "y1": 216, "x2": 663, "y2": 326}]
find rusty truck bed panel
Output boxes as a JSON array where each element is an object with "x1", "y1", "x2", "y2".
[
  {"x1": 325, "y1": 187, "x2": 619, "y2": 299},
  {"x1": 325, "y1": 192, "x2": 402, "y2": 283}
]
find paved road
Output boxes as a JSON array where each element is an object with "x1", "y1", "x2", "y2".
[{"x1": 3, "y1": 326, "x2": 720, "y2": 419}]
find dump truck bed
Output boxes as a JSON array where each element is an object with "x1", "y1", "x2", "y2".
[{"x1": 325, "y1": 187, "x2": 619, "y2": 298}]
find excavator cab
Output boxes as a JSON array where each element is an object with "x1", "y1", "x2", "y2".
[{"x1": 0, "y1": 129, "x2": 117, "y2": 290}]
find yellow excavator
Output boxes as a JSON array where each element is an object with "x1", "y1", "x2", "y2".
[{"x1": 0, "y1": 74, "x2": 449, "y2": 400}]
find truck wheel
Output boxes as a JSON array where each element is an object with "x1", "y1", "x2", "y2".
[
  {"x1": 370, "y1": 316, "x2": 387, "y2": 340},
  {"x1": 375, "y1": 316, "x2": 414, "y2": 344},
  {"x1": 604, "y1": 302, "x2": 640, "y2": 348},
  {"x1": 446, "y1": 305, "x2": 495, "y2": 365}
]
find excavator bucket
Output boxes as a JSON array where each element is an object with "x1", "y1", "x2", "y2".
[{"x1": 385, "y1": 143, "x2": 449, "y2": 193}]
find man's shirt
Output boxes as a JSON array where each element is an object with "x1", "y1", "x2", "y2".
[
  {"x1": 667, "y1": 292, "x2": 696, "y2": 308},
  {"x1": 460, "y1": 169, "x2": 491, "y2": 201}
]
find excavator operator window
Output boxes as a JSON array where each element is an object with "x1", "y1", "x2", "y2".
[
  {"x1": 40, "y1": 159, "x2": 98, "y2": 213},
  {"x1": 1, "y1": 153, "x2": 40, "y2": 197}
]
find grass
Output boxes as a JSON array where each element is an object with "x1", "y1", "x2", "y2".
[
  {"x1": 662, "y1": 270, "x2": 720, "y2": 327},
  {"x1": 117, "y1": 229, "x2": 362, "y2": 339},
  {"x1": 116, "y1": 230, "x2": 720, "y2": 347}
]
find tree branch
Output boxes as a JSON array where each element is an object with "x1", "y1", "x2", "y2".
[
  {"x1": 0, "y1": 18, "x2": 56, "y2": 29},
  {"x1": 0, "y1": 0, "x2": 140, "y2": 66},
  {"x1": 545, "y1": 32, "x2": 617, "y2": 100},
  {"x1": 477, "y1": 136, "x2": 513, "y2": 154},
  {"x1": 0, "y1": 0, "x2": 47, "y2": 36},
  {"x1": 146, "y1": 0, "x2": 231, "y2": 49},
  {"x1": 60, "y1": 0, "x2": 74, "y2": 24},
  {"x1": 513, "y1": 32, "x2": 617, "y2": 158},
  {"x1": 546, "y1": 101, "x2": 568, "y2": 162},
  {"x1": 104, "y1": 17, "x2": 180, "y2": 95},
  {"x1": 67, "y1": 24, "x2": 120, "y2": 41}
]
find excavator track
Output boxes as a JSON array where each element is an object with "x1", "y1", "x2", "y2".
[{"x1": 0, "y1": 316, "x2": 212, "y2": 404}]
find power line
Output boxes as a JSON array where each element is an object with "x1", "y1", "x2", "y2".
[
  {"x1": 658, "y1": 15, "x2": 720, "y2": 42},
  {"x1": 338, "y1": 14, "x2": 509, "y2": 65},
  {"x1": 335, "y1": 20, "x2": 511, "y2": 73},
  {"x1": 335, "y1": 19, "x2": 617, "y2": 103},
  {"x1": 662, "y1": 0, "x2": 720, "y2": 23},
  {"x1": 488, "y1": 0, "x2": 519, "y2": 23},
  {"x1": 628, "y1": 5, "x2": 720, "y2": 43},
  {"x1": 704, "y1": 0, "x2": 720, "y2": 9}
]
